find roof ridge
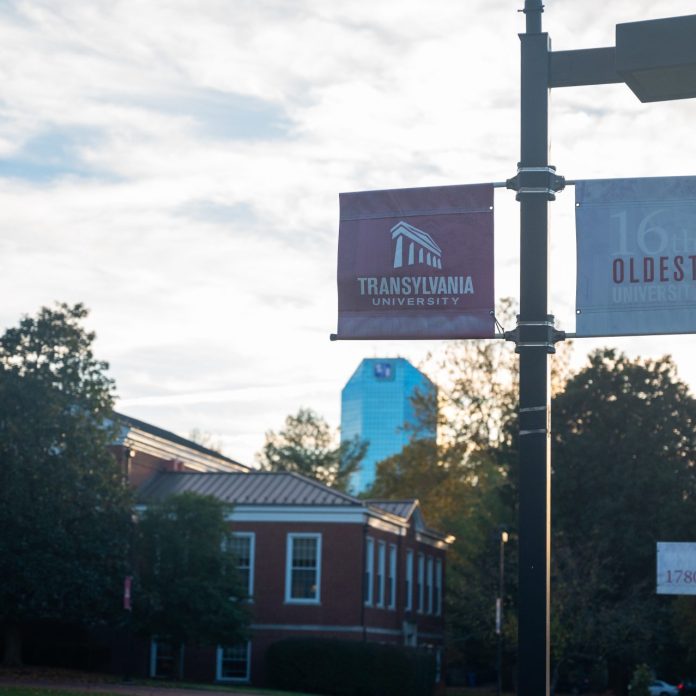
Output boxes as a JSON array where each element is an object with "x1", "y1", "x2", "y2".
[
  {"x1": 159, "y1": 470, "x2": 245, "y2": 475},
  {"x1": 138, "y1": 469, "x2": 364, "y2": 508},
  {"x1": 283, "y1": 471, "x2": 362, "y2": 504},
  {"x1": 365, "y1": 499, "x2": 420, "y2": 521}
]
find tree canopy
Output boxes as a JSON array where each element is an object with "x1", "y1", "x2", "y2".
[
  {"x1": 256, "y1": 407, "x2": 367, "y2": 492},
  {"x1": 0, "y1": 303, "x2": 132, "y2": 664},
  {"x1": 366, "y1": 311, "x2": 522, "y2": 674},
  {"x1": 134, "y1": 491, "x2": 250, "y2": 677},
  {"x1": 551, "y1": 349, "x2": 696, "y2": 688},
  {"x1": 368, "y1": 335, "x2": 696, "y2": 690}
]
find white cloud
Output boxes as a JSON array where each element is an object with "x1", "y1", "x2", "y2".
[{"x1": 1, "y1": 0, "x2": 696, "y2": 464}]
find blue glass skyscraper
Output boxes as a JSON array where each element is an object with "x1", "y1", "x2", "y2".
[{"x1": 341, "y1": 358, "x2": 436, "y2": 493}]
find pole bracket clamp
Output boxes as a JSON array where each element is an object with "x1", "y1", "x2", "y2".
[
  {"x1": 506, "y1": 165, "x2": 565, "y2": 201},
  {"x1": 503, "y1": 315, "x2": 566, "y2": 354}
]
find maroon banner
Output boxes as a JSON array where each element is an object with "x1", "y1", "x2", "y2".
[
  {"x1": 336, "y1": 184, "x2": 494, "y2": 339},
  {"x1": 123, "y1": 575, "x2": 132, "y2": 611}
]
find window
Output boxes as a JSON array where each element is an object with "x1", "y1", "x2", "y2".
[
  {"x1": 435, "y1": 559, "x2": 443, "y2": 616},
  {"x1": 420, "y1": 643, "x2": 443, "y2": 683},
  {"x1": 376, "y1": 541, "x2": 386, "y2": 607},
  {"x1": 417, "y1": 553, "x2": 425, "y2": 613},
  {"x1": 388, "y1": 544, "x2": 397, "y2": 610},
  {"x1": 150, "y1": 639, "x2": 178, "y2": 678},
  {"x1": 216, "y1": 642, "x2": 251, "y2": 682},
  {"x1": 228, "y1": 532, "x2": 255, "y2": 597},
  {"x1": 426, "y1": 556, "x2": 434, "y2": 614},
  {"x1": 285, "y1": 533, "x2": 321, "y2": 604},
  {"x1": 364, "y1": 537, "x2": 374, "y2": 606},
  {"x1": 405, "y1": 549, "x2": 414, "y2": 611}
]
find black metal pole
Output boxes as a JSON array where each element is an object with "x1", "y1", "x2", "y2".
[
  {"x1": 496, "y1": 532, "x2": 506, "y2": 696},
  {"x1": 518, "y1": 2, "x2": 551, "y2": 696}
]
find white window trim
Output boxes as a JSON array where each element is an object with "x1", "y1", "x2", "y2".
[
  {"x1": 216, "y1": 641, "x2": 251, "y2": 683},
  {"x1": 149, "y1": 638, "x2": 158, "y2": 678},
  {"x1": 388, "y1": 544, "x2": 397, "y2": 610},
  {"x1": 426, "y1": 556, "x2": 434, "y2": 615},
  {"x1": 405, "y1": 549, "x2": 414, "y2": 611},
  {"x1": 364, "y1": 536, "x2": 374, "y2": 606},
  {"x1": 232, "y1": 532, "x2": 255, "y2": 598},
  {"x1": 435, "y1": 558, "x2": 443, "y2": 616},
  {"x1": 285, "y1": 533, "x2": 322, "y2": 605},
  {"x1": 150, "y1": 638, "x2": 182, "y2": 679},
  {"x1": 417, "y1": 553, "x2": 425, "y2": 614},
  {"x1": 377, "y1": 541, "x2": 386, "y2": 608}
]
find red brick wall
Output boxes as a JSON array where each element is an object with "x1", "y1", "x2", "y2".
[
  {"x1": 227, "y1": 517, "x2": 447, "y2": 686},
  {"x1": 230, "y1": 520, "x2": 365, "y2": 627},
  {"x1": 111, "y1": 444, "x2": 209, "y2": 488},
  {"x1": 118, "y1": 512, "x2": 447, "y2": 687}
]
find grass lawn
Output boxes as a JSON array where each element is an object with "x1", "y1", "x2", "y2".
[
  {"x1": 0, "y1": 690, "x2": 126, "y2": 696},
  {"x1": 128, "y1": 682, "x2": 317, "y2": 696},
  {"x1": 0, "y1": 686, "x2": 510, "y2": 696},
  {"x1": 0, "y1": 668, "x2": 314, "y2": 696},
  {"x1": 0, "y1": 684, "x2": 317, "y2": 696}
]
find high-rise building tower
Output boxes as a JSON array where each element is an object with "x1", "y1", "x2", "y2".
[{"x1": 341, "y1": 357, "x2": 436, "y2": 493}]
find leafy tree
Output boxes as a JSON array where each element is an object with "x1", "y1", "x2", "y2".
[
  {"x1": 552, "y1": 349, "x2": 696, "y2": 690},
  {"x1": 257, "y1": 407, "x2": 367, "y2": 492},
  {"x1": 369, "y1": 327, "x2": 696, "y2": 689},
  {"x1": 630, "y1": 663, "x2": 653, "y2": 696},
  {"x1": 188, "y1": 428, "x2": 223, "y2": 453},
  {"x1": 412, "y1": 298, "x2": 520, "y2": 465},
  {"x1": 672, "y1": 596, "x2": 696, "y2": 676},
  {"x1": 408, "y1": 298, "x2": 571, "y2": 480},
  {"x1": 134, "y1": 492, "x2": 250, "y2": 679},
  {"x1": 0, "y1": 303, "x2": 132, "y2": 665},
  {"x1": 549, "y1": 543, "x2": 612, "y2": 694},
  {"x1": 368, "y1": 440, "x2": 516, "y2": 676},
  {"x1": 366, "y1": 302, "x2": 526, "y2": 676}
]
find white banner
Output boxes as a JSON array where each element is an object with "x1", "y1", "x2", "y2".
[
  {"x1": 576, "y1": 176, "x2": 696, "y2": 337},
  {"x1": 657, "y1": 542, "x2": 696, "y2": 595}
]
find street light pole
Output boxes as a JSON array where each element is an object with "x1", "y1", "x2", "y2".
[
  {"x1": 496, "y1": 530, "x2": 509, "y2": 696},
  {"x1": 516, "y1": 3, "x2": 554, "y2": 696},
  {"x1": 510, "y1": 6, "x2": 696, "y2": 696}
]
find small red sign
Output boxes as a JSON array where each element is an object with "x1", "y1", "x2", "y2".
[{"x1": 123, "y1": 575, "x2": 133, "y2": 611}]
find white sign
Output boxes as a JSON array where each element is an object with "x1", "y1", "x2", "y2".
[
  {"x1": 656, "y1": 542, "x2": 696, "y2": 595},
  {"x1": 576, "y1": 176, "x2": 696, "y2": 337}
]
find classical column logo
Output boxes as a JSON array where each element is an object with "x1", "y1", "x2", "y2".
[{"x1": 391, "y1": 221, "x2": 443, "y2": 269}]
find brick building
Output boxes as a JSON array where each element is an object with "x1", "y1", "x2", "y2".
[
  {"x1": 115, "y1": 414, "x2": 452, "y2": 687},
  {"x1": 137, "y1": 471, "x2": 451, "y2": 686}
]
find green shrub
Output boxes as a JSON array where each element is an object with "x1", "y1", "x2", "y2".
[
  {"x1": 266, "y1": 637, "x2": 436, "y2": 696},
  {"x1": 629, "y1": 664, "x2": 653, "y2": 696}
]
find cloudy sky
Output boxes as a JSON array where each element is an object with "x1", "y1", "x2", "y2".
[{"x1": 1, "y1": 0, "x2": 696, "y2": 466}]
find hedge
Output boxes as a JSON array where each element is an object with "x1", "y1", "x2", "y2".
[{"x1": 265, "y1": 637, "x2": 436, "y2": 696}]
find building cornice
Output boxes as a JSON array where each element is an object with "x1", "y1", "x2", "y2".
[
  {"x1": 123, "y1": 426, "x2": 246, "y2": 473},
  {"x1": 225, "y1": 506, "x2": 405, "y2": 534},
  {"x1": 415, "y1": 531, "x2": 454, "y2": 549}
]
